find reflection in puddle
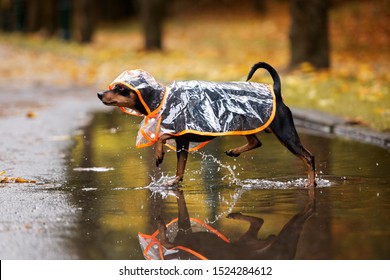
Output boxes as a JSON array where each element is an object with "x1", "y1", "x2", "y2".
[
  {"x1": 73, "y1": 167, "x2": 114, "y2": 172},
  {"x1": 64, "y1": 110, "x2": 390, "y2": 259},
  {"x1": 139, "y1": 189, "x2": 315, "y2": 260}
]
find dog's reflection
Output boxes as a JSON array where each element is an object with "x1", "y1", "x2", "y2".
[{"x1": 139, "y1": 189, "x2": 315, "y2": 260}]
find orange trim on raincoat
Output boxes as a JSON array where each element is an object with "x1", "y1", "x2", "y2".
[
  {"x1": 164, "y1": 140, "x2": 211, "y2": 153},
  {"x1": 112, "y1": 83, "x2": 168, "y2": 118},
  {"x1": 136, "y1": 116, "x2": 163, "y2": 149},
  {"x1": 116, "y1": 86, "x2": 169, "y2": 149},
  {"x1": 138, "y1": 217, "x2": 230, "y2": 260}
]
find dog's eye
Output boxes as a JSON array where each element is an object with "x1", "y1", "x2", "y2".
[
  {"x1": 114, "y1": 85, "x2": 131, "y2": 97},
  {"x1": 115, "y1": 85, "x2": 125, "y2": 91}
]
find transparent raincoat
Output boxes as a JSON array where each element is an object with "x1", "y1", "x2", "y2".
[
  {"x1": 110, "y1": 70, "x2": 276, "y2": 151},
  {"x1": 138, "y1": 218, "x2": 230, "y2": 260}
]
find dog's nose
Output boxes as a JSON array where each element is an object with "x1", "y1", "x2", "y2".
[{"x1": 97, "y1": 92, "x2": 104, "y2": 100}]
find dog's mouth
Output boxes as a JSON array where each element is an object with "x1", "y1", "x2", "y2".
[
  {"x1": 102, "y1": 101, "x2": 117, "y2": 106},
  {"x1": 98, "y1": 92, "x2": 118, "y2": 106}
]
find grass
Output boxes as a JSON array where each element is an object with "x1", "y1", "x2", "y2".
[{"x1": 0, "y1": 1, "x2": 389, "y2": 131}]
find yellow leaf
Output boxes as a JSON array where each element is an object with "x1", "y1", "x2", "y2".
[{"x1": 26, "y1": 112, "x2": 37, "y2": 118}]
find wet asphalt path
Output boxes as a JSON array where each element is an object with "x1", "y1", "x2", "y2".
[{"x1": 0, "y1": 86, "x2": 104, "y2": 259}]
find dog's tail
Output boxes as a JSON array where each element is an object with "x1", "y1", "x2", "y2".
[{"x1": 246, "y1": 62, "x2": 282, "y2": 102}]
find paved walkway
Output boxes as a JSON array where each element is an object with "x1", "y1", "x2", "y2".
[{"x1": 292, "y1": 108, "x2": 390, "y2": 150}]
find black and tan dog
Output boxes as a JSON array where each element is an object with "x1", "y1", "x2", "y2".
[{"x1": 97, "y1": 62, "x2": 316, "y2": 187}]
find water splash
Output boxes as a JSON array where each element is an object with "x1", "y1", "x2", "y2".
[
  {"x1": 111, "y1": 174, "x2": 178, "y2": 195},
  {"x1": 73, "y1": 167, "x2": 114, "y2": 172},
  {"x1": 241, "y1": 177, "x2": 333, "y2": 189},
  {"x1": 205, "y1": 187, "x2": 245, "y2": 224},
  {"x1": 144, "y1": 174, "x2": 181, "y2": 198},
  {"x1": 194, "y1": 151, "x2": 333, "y2": 189},
  {"x1": 195, "y1": 151, "x2": 241, "y2": 186}
]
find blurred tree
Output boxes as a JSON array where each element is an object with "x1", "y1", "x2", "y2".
[
  {"x1": 254, "y1": 0, "x2": 267, "y2": 14},
  {"x1": 0, "y1": 0, "x2": 13, "y2": 31},
  {"x1": 42, "y1": 0, "x2": 56, "y2": 36},
  {"x1": 25, "y1": 0, "x2": 39, "y2": 32},
  {"x1": 73, "y1": 0, "x2": 95, "y2": 43},
  {"x1": 139, "y1": 0, "x2": 165, "y2": 50},
  {"x1": 98, "y1": 0, "x2": 137, "y2": 22},
  {"x1": 16, "y1": 0, "x2": 71, "y2": 40},
  {"x1": 14, "y1": 0, "x2": 25, "y2": 31},
  {"x1": 57, "y1": 0, "x2": 71, "y2": 40},
  {"x1": 289, "y1": 0, "x2": 330, "y2": 70}
]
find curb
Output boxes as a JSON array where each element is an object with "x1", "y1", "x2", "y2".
[{"x1": 291, "y1": 108, "x2": 390, "y2": 151}]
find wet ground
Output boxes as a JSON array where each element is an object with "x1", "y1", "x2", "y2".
[
  {"x1": 1, "y1": 91, "x2": 389, "y2": 259},
  {"x1": 0, "y1": 85, "x2": 105, "y2": 259}
]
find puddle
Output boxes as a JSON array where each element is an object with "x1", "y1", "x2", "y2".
[
  {"x1": 63, "y1": 110, "x2": 390, "y2": 259},
  {"x1": 73, "y1": 167, "x2": 114, "y2": 172}
]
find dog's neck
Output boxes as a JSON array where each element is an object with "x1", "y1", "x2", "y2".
[
  {"x1": 133, "y1": 98, "x2": 148, "y2": 115},
  {"x1": 135, "y1": 88, "x2": 166, "y2": 116}
]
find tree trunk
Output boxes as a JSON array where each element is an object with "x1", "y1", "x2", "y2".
[
  {"x1": 13, "y1": 0, "x2": 26, "y2": 32},
  {"x1": 57, "y1": 0, "x2": 71, "y2": 40},
  {"x1": 139, "y1": 0, "x2": 165, "y2": 50},
  {"x1": 0, "y1": 0, "x2": 14, "y2": 31},
  {"x1": 289, "y1": 0, "x2": 330, "y2": 70},
  {"x1": 41, "y1": 0, "x2": 57, "y2": 37},
  {"x1": 25, "y1": 0, "x2": 39, "y2": 32},
  {"x1": 73, "y1": 0, "x2": 95, "y2": 43}
]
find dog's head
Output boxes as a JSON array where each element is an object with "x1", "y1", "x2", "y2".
[
  {"x1": 98, "y1": 70, "x2": 166, "y2": 116},
  {"x1": 97, "y1": 84, "x2": 148, "y2": 115}
]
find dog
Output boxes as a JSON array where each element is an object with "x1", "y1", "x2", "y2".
[
  {"x1": 140, "y1": 189, "x2": 315, "y2": 259},
  {"x1": 97, "y1": 62, "x2": 316, "y2": 187}
]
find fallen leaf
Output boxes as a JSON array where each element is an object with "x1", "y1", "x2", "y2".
[
  {"x1": 0, "y1": 172, "x2": 36, "y2": 184},
  {"x1": 26, "y1": 111, "x2": 37, "y2": 118}
]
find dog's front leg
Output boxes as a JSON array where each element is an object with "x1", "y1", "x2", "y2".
[
  {"x1": 157, "y1": 216, "x2": 175, "y2": 249},
  {"x1": 155, "y1": 134, "x2": 173, "y2": 167},
  {"x1": 172, "y1": 137, "x2": 190, "y2": 184}
]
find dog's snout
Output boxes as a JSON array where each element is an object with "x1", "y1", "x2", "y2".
[{"x1": 97, "y1": 92, "x2": 104, "y2": 100}]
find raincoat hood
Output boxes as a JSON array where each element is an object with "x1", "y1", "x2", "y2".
[
  {"x1": 109, "y1": 69, "x2": 167, "y2": 116},
  {"x1": 109, "y1": 70, "x2": 276, "y2": 151}
]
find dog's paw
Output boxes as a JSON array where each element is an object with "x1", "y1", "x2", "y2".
[
  {"x1": 305, "y1": 181, "x2": 317, "y2": 188},
  {"x1": 155, "y1": 151, "x2": 165, "y2": 167},
  {"x1": 225, "y1": 150, "x2": 240, "y2": 157},
  {"x1": 163, "y1": 176, "x2": 183, "y2": 187}
]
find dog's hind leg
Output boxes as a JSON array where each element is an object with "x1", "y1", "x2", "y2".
[
  {"x1": 225, "y1": 134, "x2": 262, "y2": 157},
  {"x1": 270, "y1": 106, "x2": 316, "y2": 188},
  {"x1": 175, "y1": 190, "x2": 192, "y2": 237},
  {"x1": 227, "y1": 213, "x2": 264, "y2": 240}
]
